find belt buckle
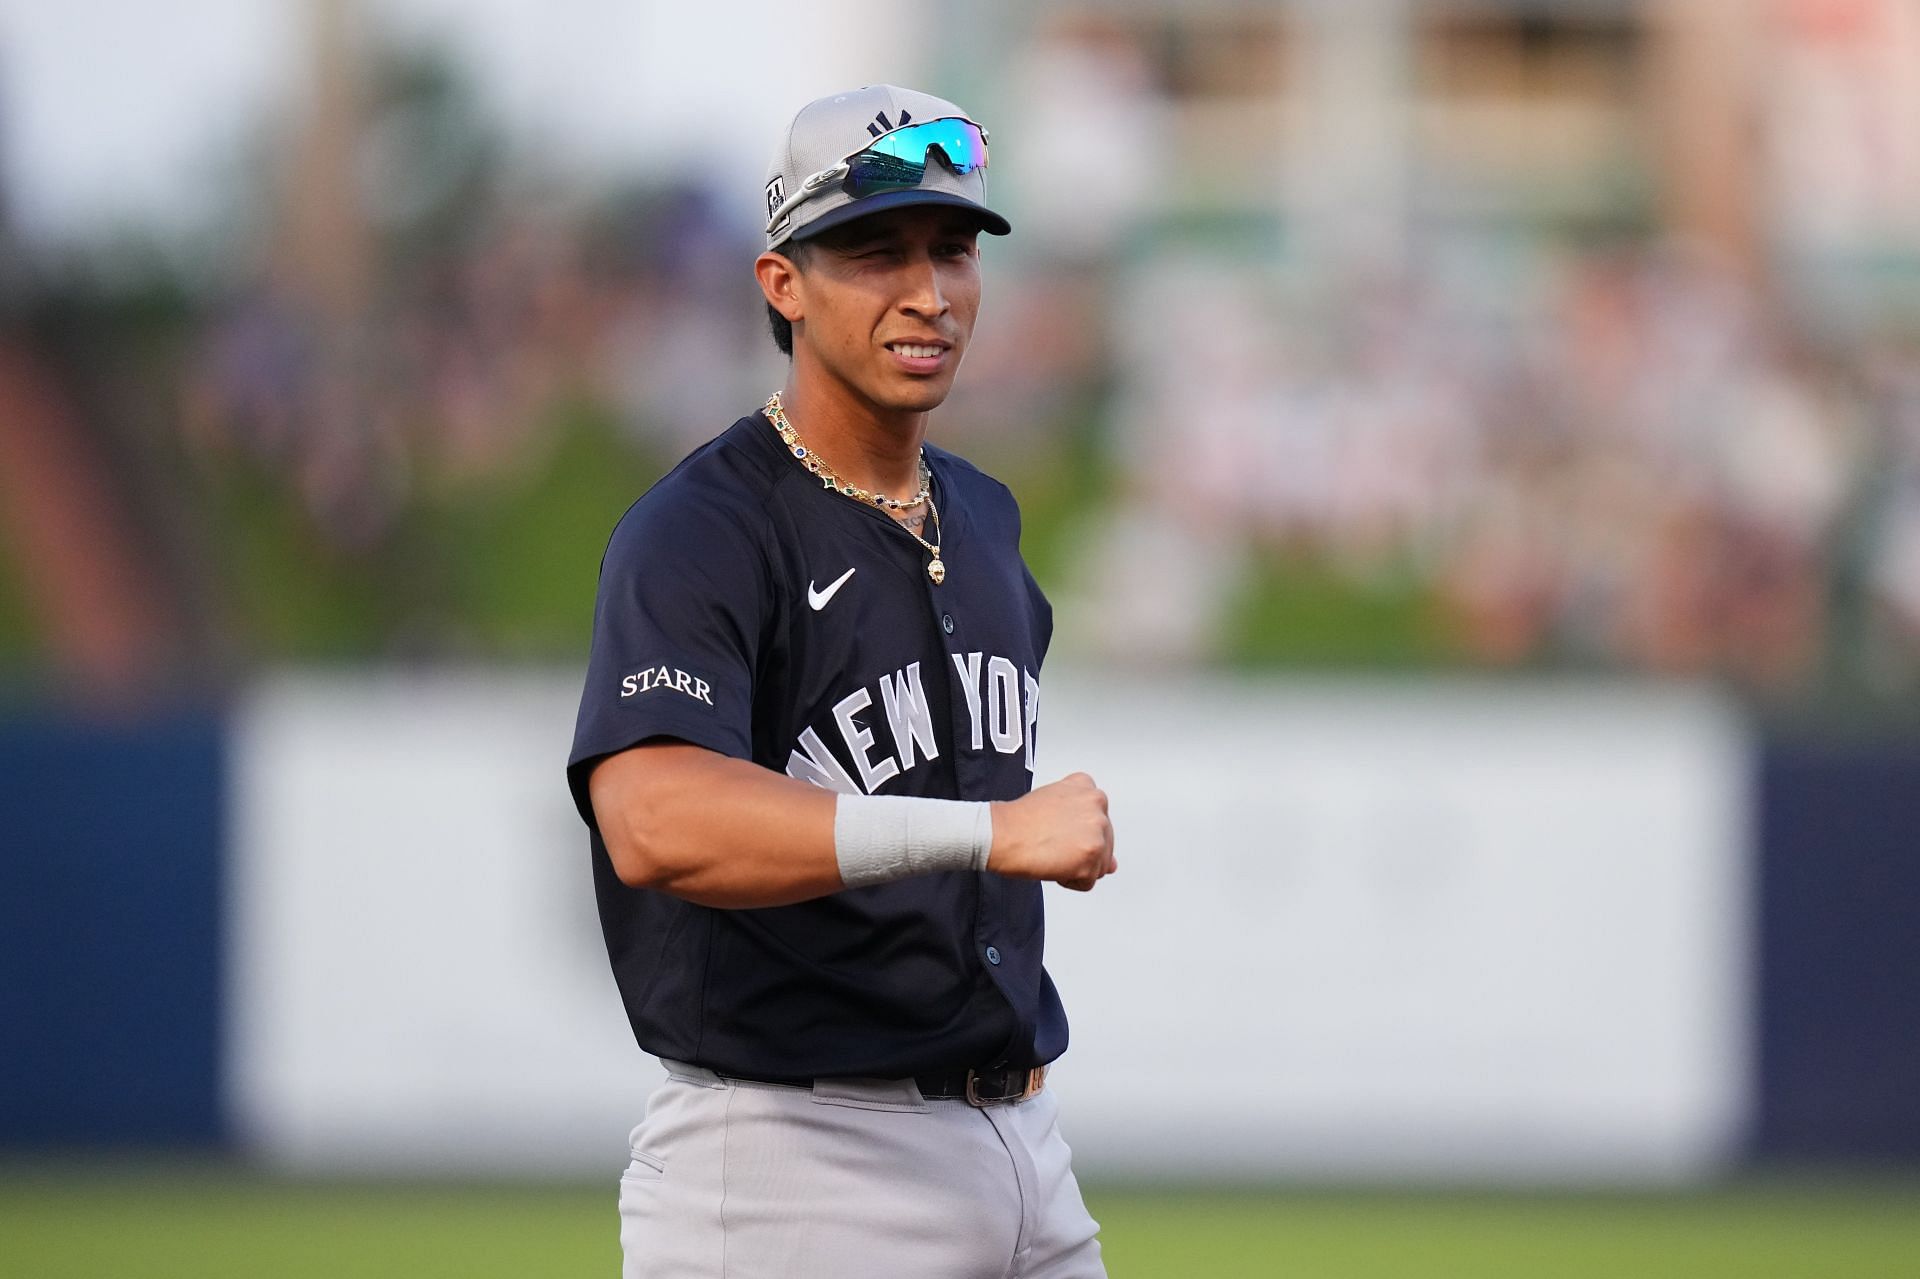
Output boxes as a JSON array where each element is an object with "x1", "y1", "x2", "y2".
[{"x1": 963, "y1": 1066, "x2": 1045, "y2": 1108}]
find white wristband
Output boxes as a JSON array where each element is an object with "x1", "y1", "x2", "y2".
[{"x1": 833, "y1": 794, "x2": 993, "y2": 888}]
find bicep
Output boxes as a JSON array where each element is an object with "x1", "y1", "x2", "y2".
[{"x1": 588, "y1": 739, "x2": 719, "y2": 822}]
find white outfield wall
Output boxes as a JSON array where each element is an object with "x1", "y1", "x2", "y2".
[{"x1": 230, "y1": 671, "x2": 1750, "y2": 1181}]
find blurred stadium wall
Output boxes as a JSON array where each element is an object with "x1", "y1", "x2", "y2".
[
  {"x1": 5, "y1": 672, "x2": 1920, "y2": 1181},
  {"x1": 4, "y1": 0, "x2": 1920, "y2": 1182}
]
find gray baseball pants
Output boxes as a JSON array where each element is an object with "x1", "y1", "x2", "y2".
[{"x1": 618, "y1": 1059, "x2": 1106, "y2": 1278}]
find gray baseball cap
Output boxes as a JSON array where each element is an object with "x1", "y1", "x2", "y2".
[{"x1": 763, "y1": 84, "x2": 1012, "y2": 250}]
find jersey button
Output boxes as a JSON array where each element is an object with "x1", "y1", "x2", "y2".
[
  {"x1": 984, "y1": 945, "x2": 1001, "y2": 966},
  {"x1": 941, "y1": 613, "x2": 955, "y2": 635}
]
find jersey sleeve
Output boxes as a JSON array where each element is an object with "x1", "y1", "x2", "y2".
[{"x1": 565, "y1": 477, "x2": 773, "y2": 830}]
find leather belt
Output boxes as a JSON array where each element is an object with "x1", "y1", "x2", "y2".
[
  {"x1": 712, "y1": 1064, "x2": 1048, "y2": 1108},
  {"x1": 915, "y1": 1064, "x2": 1048, "y2": 1107}
]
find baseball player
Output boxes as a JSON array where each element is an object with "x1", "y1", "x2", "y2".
[{"x1": 566, "y1": 85, "x2": 1116, "y2": 1278}]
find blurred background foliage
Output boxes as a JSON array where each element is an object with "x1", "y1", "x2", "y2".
[{"x1": 5, "y1": 0, "x2": 1920, "y2": 709}]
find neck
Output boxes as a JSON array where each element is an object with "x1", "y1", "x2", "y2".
[{"x1": 777, "y1": 370, "x2": 928, "y2": 499}]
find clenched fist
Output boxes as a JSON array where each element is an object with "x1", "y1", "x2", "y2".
[{"x1": 988, "y1": 772, "x2": 1117, "y2": 892}]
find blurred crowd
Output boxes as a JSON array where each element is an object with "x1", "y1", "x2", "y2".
[
  {"x1": 1086, "y1": 240, "x2": 1920, "y2": 691},
  {"x1": 175, "y1": 172, "x2": 1920, "y2": 694},
  {"x1": 183, "y1": 183, "x2": 768, "y2": 547}
]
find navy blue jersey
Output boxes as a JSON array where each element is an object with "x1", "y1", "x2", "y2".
[{"x1": 567, "y1": 410, "x2": 1065, "y2": 1080}]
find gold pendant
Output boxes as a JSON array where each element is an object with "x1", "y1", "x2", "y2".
[{"x1": 927, "y1": 557, "x2": 946, "y2": 585}]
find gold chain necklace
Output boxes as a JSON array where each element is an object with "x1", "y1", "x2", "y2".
[
  {"x1": 763, "y1": 393, "x2": 929, "y2": 511},
  {"x1": 763, "y1": 392, "x2": 947, "y2": 584}
]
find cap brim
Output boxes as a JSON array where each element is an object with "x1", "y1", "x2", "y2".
[{"x1": 785, "y1": 190, "x2": 1012, "y2": 245}]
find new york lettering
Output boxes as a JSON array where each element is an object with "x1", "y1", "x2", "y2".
[{"x1": 785, "y1": 654, "x2": 1039, "y2": 795}]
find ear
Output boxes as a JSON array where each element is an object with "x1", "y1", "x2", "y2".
[{"x1": 755, "y1": 251, "x2": 804, "y2": 325}]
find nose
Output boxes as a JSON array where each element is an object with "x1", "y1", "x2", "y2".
[{"x1": 898, "y1": 251, "x2": 949, "y2": 320}]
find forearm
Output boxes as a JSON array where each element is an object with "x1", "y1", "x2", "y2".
[
  {"x1": 589, "y1": 742, "x2": 843, "y2": 908},
  {"x1": 588, "y1": 742, "x2": 1115, "y2": 907}
]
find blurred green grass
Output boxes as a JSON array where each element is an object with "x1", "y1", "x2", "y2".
[
  {"x1": 3, "y1": 1168, "x2": 1918, "y2": 1278},
  {"x1": 198, "y1": 399, "x2": 666, "y2": 662}
]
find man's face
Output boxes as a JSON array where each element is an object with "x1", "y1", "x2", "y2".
[{"x1": 785, "y1": 206, "x2": 984, "y2": 416}]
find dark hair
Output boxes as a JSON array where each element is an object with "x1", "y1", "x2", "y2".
[{"x1": 766, "y1": 239, "x2": 813, "y2": 357}]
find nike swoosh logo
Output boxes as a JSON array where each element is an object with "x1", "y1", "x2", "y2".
[{"x1": 807, "y1": 567, "x2": 856, "y2": 611}]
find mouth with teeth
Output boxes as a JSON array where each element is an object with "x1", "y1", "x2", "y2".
[{"x1": 885, "y1": 340, "x2": 952, "y2": 374}]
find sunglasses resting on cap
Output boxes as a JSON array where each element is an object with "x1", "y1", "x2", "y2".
[{"x1": 766, "y1": 116, "x2": 992, "y2": 238}]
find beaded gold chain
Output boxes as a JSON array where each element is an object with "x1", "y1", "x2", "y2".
[
  {"x1": 763, "y1": 393, "x2": 929, "y2": 512},
  {"x1": 763, "y1": 392, "x2": 946, "y2": 584}
]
